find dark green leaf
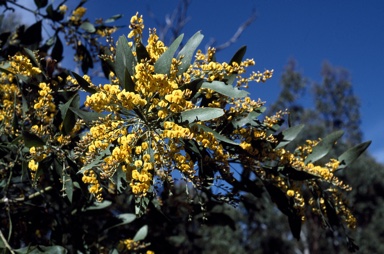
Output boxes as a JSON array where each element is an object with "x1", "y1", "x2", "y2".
[
  {"x1": 0, "y1": 63, "x2": 13, "y2": 75},
  {"x1": 177, "y1": 31, "x2": 204, "y2": 75},
  {"x1": 115, "y1": 36, "x2": 136, "y2": 91},
  {"x1": 34, "y1": 0, "x2": 48, "y2": 8},
  {"x1": 133, "y1": 225, "x2": 148, "y2": 241},
  {"x1": 201, "y1": 81, "x2": 249, "y2": 98},
  {"x1": 51, "y1": 35, "x2": 63, "y2": 62},
  {"x1": 229, "y1": 45, "x2": 247, "y2": 65},
  {"x1": 288, "y1": 214, "x2": 302, "y2": 241},
  {"x1": 275, "y1": 124, "x2": 305, "y2": 149},
  {"x1": 0, "y1": 32, "x2": 11, "y2": 48},
  {"x1": 71, "y1": 71, "x2": 97, "y2": 94},
  {"x1": 21, "y1": 21, "x2": 42, "y2": 46},
  {"x1": 305, "y1": 130, "x2": 344, "y2": 164},
  {"x1": 154, "y1": 34, "x2": 184, "y2": 74},
  {"x1": 180, "y1": 78, "x2": 204, "y2": 99},
  {"x1": 135, "y1": 196, "x2": 150, "y2": 217},
  {"x1": 15, "y1": 245, "x2": 67, "y2": 254},
  {"x1": 78, "y1": 145, "x2": 111, "y2": 174},
  {"x1": 22, "y1": 48, "x2": 39, "y2": 67},
  {"x1": 64, "y1": 174, "x2": 73, "y2": 203},
  {"x1": 46, "y1": 4, "x2": 64, "y2": 21},
  {"x1": 104, "y1": 14, "x2": 123, "y2": 23},
  {"x1": 22, "y1": 131, "x2": 45, "y2": 148},
  {"x1": 80, "y1": 21, "x2": 96, "y2": 33},
  {"x1": 180, "y1": 107, "x2": 224, "y2": 123},
  {"x1": 336, "y1": 140, "x2": 371, "y2": 171},
  {"x1": 191, "y1": 123, "x2": 239, "y2": 145},
  {"x1": 325, "y1": 199, "x2": 339, "y2": 229},
  {"x1": 69, "y1": 107, "x2": 105, "y2": 126},
  {"x1": 59, "y1": 94, "x2": 79, "y2": 135},
  {"x1": 136, "y1": 41, "x2": 150, "y2": 62}
]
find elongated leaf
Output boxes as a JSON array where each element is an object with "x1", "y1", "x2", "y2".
[
  {"x1": 21, "y1": 21, "x2": 42, "y2": 46},
  {"x1": 69, "y1": 107, "x2": 104, "y2": 126},
  {"x1": 59, "y1": 94, "x2": 79, "y2": 135},
  {"x1": 305, "y1": 130, "x2": 344, "y2": 164},
  {"x1": 116, "y1": 36, "x2": 136, "y2": 91},
  {"x1": 191, "y1": 123, "x2": 239, "y2": 145},
  {"x1": 133, "y1": 225, "x2": 148, "y2": 241},
  {"x1": 155, "y1": 34, "x2": 184, "y2": 74},
  {"x1": 231, "y1": 108, "x2": 265, "y2": 128},
  {"x1": 51, "y1": 35, "x2": 63, "y2": 62},
  {"x1": 180, "y1": 78, "x2": 204, "y2": 99},
  {"x1": 84, "y1": 200, "x2": 112, "y2": 211},
  {"x1": 78, "y1": 145, "x2": 111, "y2": 174},
  {"x1": 275, "y1": 124, "x2": 305, "y2": 149},
  {"x1": 71, "y1": 71, "x2": 97, "y2": 94},
  {"x1": 177, "y1": 31, "x2": 204, "y2": 75},
  {"x1": 80, "y1": 21, "x2": 96, "y2": 33},
  {"x1": 34, "y1": 0, "x2": 48, "y2": 8},
  {"x1": 64, "y1": 174, "x2": 73, "y2": 203},
  {"x1": 106, "y1": 213, "x2": 136, "y2": 231},
  {"x1": 136, "y1": 41, "x2": 150, "y2": 62},
  {"x1": 201, "y1": 81, "x2": 249, "y2": 98},
  {"x1": 22, "y1": 48, "x2": 39, "y2": 67},
  {"x1": 336, "y1": 140, "x2": 371, "y2": 171},
  {"x1": 15, "y1": 245, "x2": 66, "y2": 254},
  {"x1": 229, "y1": 45, "x2": 247, "y2": 65},
  {"x1": 105, "y1": 14, "x2": 123, "y2": 23},
  {"x1": 22, "y1": 131, "x2": 45, "y2": 148},
  {"x1": 180, "y1": 107, "x2": 224, "y2": 123},
  {"x1": 288, "y1": 214, "x2": 302, "y2": 241}
]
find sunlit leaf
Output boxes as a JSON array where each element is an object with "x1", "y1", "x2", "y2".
[
  {"x1": 133, "y1": 225, "x2": 148, "y2": 241},
  {"x1": 59, "y1": 94, "x2": 79, "y2": 135},
  {"x1": 155, "y1": 34, "x2": 184, "y2": 74},
  {"x1": 336, "y1": 140, "x2": 371, "y2": 171},
  {"x1": 305, "y1": 130, "x2": 344, "y2": 164},
  {"x1": 104, "y1": 14, "x2": 123, "y2": 23},
  {"x1": 70, "y1": 107, "x2": 105, "y2": 126},
  {"x1": 177, "y1": 31, "x2": 204, "y2": 75},
  {"x1": 180, "y1": 107, "x2": 224, "y2": 123},
  {"x1": 275, "y1": 124, "x2": 305, "y2": 149},
  {"x1": 80, "y1": 21, "x2": 96, "y2": 33},
  {"x1": 84, "y1": 200, "x2": 112, "y2": 211},
  {"x1": 106, "y1": 213, "x2": 136, "y2": 231},
  {"x1": 231, "y1": 108, "x2": 265, "y2": 128},
  {"x1": 201, "y1": 81, "x2": 249, "y2": 98},
  {"x1": 115, "y1": 36, "x2": 136, "y2": 91}
]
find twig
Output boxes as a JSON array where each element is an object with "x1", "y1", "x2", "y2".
[
  {"x1": 0, "y1": 186, "x2": 53, "y2": 203},
  {"x1": 0, "y1": 229, "x2": 15, "y2": 254}
]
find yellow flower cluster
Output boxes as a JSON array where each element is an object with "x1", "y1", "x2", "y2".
[
  {"x1": 82, "y1": 169, "x2": 103, "y2": 201},
  {"x1": 28, "y1": 146, "x2": 49, "y2": 179},
  {"x1": 146, "y1": 29, "x2": 167, "y2": 62},
  {"x1": 33, "y1": 82, "x2": 56, "y2": 124},
  {"x1": 70, "y1": 7, "x2": 87, "y2": 23},
  {"x1": 128, "y1": 12, "x2": 144, "y2": 41},
  {"x1": 9, "y1": 53, "x2": 42, "y2": 76}
]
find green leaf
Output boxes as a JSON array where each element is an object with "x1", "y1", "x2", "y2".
[
  {"x1": 229, "y1": 45, "x2": 247, "y2": 65},
  {"x1": 136, "y1": 41, "x2": 151, "y2": 62},
  {"x1": 22, "y1": 131, "x2": 45, "y2": 148},
  {"x1": 84, "y1": 200, "x2": 112, "y2": 211},
  {"x1": 180, "y1": 78, "x2": 204, "y2": 99},
  {"x1": 15, "y1": 245, "x2": 67, "y2": 254},
  {"x1": 22, "y1": 48, "x2": 39, "y2": 67},
  {"x1": 115, "y1": 36, "x2": 136, "y2": 92},
  {"x1": 135, "y1": 196, "x2": 150, "y2": 217},
  {"x1": 275, "y1": 124, "x2": 305, "y2": 149},
  {"x1": 51, "y1": 35, "x2": 63, "y2": 62},
  {"x1": 154, "y1": 34, "x2": 184, "y2": 74},
  {"x1": 336, "y1": 140, "x2": 371, "y2": 171},
  {"x1": 105, "y1": 14, "x2": 123, "y2": 23},
  {"x1": 133, "y1": 225, "x2": 148, "y2": 241},
  {"x1": 46, "y1": 4, "x2": 64, "y2": 22},
  {"x1": 106, "y1": 213, "x2": 136, "y2": 231},
  {"x1": 21, "y1": 21, "x2": 42, "y2": 46},
  {"x1": 34, "y1": 0, "x2": 48, "y2": 8},
  {"x1": 191, "y1": 123, "x2": 239, "y2": 145},
  {"x1": 201, "y1": 81, "x2": 249, "y2": 98},
  {"x1": 305, "y1": 130, "x2": 344, "y2": 164},
  {"x1": 59, "y1": 94, "x2": 79, "y2": 135},
  {"x1": 71, "y1": 71, "x2": 97, "y2": 94},
  {"x1": 69, "y1": 107, "x2": 105, "y2": 126},
  {"x1": 288, "y1": 214, "x2": 302, "y2": 241},
  {"x1": 180, "y1": 107, "x2": 224, "y2": 123},
  {"x1": 177, "y1": 31, "x2": 204, "y2": 75},
  {"x1": 64, "y1": 174, "x2": 73, "y2": 203},
  {"x1": 231, "y1": 107, "x2": 265, "y2": 128},
  {"x1": 80, "y1": 21, "x2": 96, "y2": 33}
]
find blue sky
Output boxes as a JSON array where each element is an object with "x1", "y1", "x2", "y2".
[{"x1": 17, "y1": 0, "x2": 384, "y2": 162}]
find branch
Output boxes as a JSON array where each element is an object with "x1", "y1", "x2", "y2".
[
  {"x1": 0, "y1": 229, "x2": 15, "y2": 254},
  {"x1": 0, "y1": 186, "x2": 53, "y2": 203},
  {"x1": 213, "y1": 9, "x2": 257, "y2": 51}
]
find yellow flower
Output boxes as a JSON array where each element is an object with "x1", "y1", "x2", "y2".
[
  {"x1": 59, "y1": 5, "x2": 68, "y2": 14},
  {"x1": 28, "y1": 160, "x2": 39, "y2": 171}
]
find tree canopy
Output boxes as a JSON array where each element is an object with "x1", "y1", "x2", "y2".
[{"x1": 0, "y1": 1, "x2": 372, "y2": 253}]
